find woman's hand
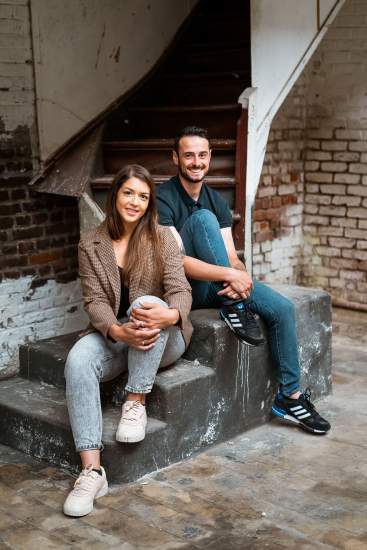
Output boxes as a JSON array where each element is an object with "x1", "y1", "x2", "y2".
[
  {"x1": 131, "y1": 302, "x2": 180, "y2": 330},
  {"x1": 109, "y1": 322, "x2": 160, "y2": 351}
]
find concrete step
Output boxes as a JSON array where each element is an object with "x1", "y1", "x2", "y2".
[
  {"x1": 0, "y1": 377, "x2": 170, "y2": 483},
  {"x1": 6, "y1": 285, "x2": 332, "y2": 482}
]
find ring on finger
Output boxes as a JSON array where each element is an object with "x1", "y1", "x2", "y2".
[{"x1": 142, "y1": 340, "x2": 145, "y2": 346}]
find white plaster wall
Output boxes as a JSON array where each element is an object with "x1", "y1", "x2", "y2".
[
  {"x1": 30, "y1": 0, "x2": 197, "y2": 163},
  {"x1": 0, "y1": 277, "x2": 87, "y2": 377},
  {"x1": 251, "y1": 0, "x2": 339, "y2": 130}
]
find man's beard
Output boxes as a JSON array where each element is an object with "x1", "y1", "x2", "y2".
[{"x1": 178, "y1": 164, "x2": 209, "y2": 184}]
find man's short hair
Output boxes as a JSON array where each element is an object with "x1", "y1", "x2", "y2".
[{"x1": 174, "y1": 126, "x2": 211, "y2": 153}]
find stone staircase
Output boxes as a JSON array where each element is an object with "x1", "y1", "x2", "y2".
[{"x1": 0, "y1": 285, "x2": 332, "y2": 483}]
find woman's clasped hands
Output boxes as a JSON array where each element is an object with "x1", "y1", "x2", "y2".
[{"x1": 110, "y1": 302, "x2": 180, "y2": 351}]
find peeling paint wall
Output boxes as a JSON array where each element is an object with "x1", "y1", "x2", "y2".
[
  {"x1": 0, "y1": 1, "x2": 87, "y2": 378},
  {"x1": 30, "y1": 0, "x2": 198, "y2": 162}
]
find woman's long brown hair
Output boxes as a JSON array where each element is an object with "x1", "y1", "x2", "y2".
[{"x1": 106, "y1": 164, "x2": 163, "y2": 284}]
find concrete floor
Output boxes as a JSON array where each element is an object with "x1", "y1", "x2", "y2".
[{"x1": 0, "y1": 307, "x2": 366, "y2": 550}]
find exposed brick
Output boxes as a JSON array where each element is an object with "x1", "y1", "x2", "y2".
[
  {"x1": 305, "y1": 184, "x2": 319, "y2": 193},
  {"x1": 334, "y1": 152, "x2": 360, "y2": 162},
  {"x1": 306, "y1": 194, "x2": 331, "y2": 205},
  {"x1": 308, "y1": 129, "x2": 333, "y2": 139},
  {"x1": 347, "y1": 208, "x2": 367, "y2": 219},
  {"x1": 339, "y1": 268, "x2": 366, "y2": 280},
  {"x1": 333, "y1": 195, "x2": 362, "y2": 207},
  {"x1": 0, "y1": 217, "x2": 14, "y2": 229},
  {"x1": 13, "y1": 226, "x2": 43, "y2": 240},
  {"x1": 18, "y1": 241, "x2": 34, "y2": 253},
  {"x1": 328, "y1": 237, "x2": 356, "y2": 248},
  {"x1": 10, "y1": 188, "x2": 27, "y2": 200},
  {"x1": 321, "y1": 162, "x2": 347, "y2": 173},
  {"x1": 305, "y1": 151, "x2": 331, "y2": 161},
  {"x1": 304, "y1": 161, "x2": 319, "y2": 172},
  {"x1": 321, "y1": 141, "x2": 347, "y2": 151},
  {"x1": 331, "y1": 217, "x2": 357, "y2": 228},
  {"x1": 347, "y1": 185, "x2": 367, "y2": 197},
  {"x1": 30, "y1": 251, "x2": 62, "y2": 265},
  {"x1": 342, "y1": 249, "x2": 367, "y2": 261},
  {"x1": 330, "y1": 258, "x2": 359, "y2": 270},
  {"x1": 304, "y1": 203, "x2": 318, "y2": 214},
  {"x1": 305, "y1": 172, "x2": 332, "y2": 183},
  {"x1": 315, "y1": 246, "x2": 341, "y2": 257},
  {"x1": 318, "y1": 226, "x2": 343, "y2": 237},
  {"x1": 319, "y1": 206, "x2": 346, "y2": 217},
  {"x1": 349, "y1": 141, "x2": 367, "y2": 152},
  {"x1": 16, "y1": 215, "x2": 31, "y2": 226},
  {"x1": 304, "y1": 215, "x2": 329, "y2": 226},
  {"x1": 334, "y1": 173, "x2": 361, "y2": 184},
  {"x1": 349, "y1": 163, "x2": 367, "y2": 174},
  {"x1": 345, "y1": 228, "x2": 367, "y2": 239},
  {"x1": 320, "y1": 184, "x2": 346, "y2": 195},
  {"x1": 336, "y1": 130, "x2": 366, "y2": 140}
]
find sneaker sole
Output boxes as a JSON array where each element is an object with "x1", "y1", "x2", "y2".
[
  {"x1": 116, "y1": 431, "x2": 146, "y2": 443},
  {"x1": 271, "y1": 405, "x2": 328, "y2": 435},
  {"x1": 220, "y1": 312, "x2": 264, "y2": 347},
  {"x1": 63, "y1": 483, "x2": 108, "y2": 517}
]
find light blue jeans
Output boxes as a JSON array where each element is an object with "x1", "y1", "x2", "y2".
[
  {"x1": 180, "y1": 208, "x2": 301, "y2": 396},
  {"x1": 65, "y1": 296, "x2": 185, "y2": 452}
]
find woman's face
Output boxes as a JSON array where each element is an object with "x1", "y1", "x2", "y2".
[{"x1": 116, "y1": 177, "x2": 150, "y2": 228}]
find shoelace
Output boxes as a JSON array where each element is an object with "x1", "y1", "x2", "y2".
[
  {"x1": 121, "y1": 401, "x2": 143, "y2": 423},
  {"x1": 72, "y1": 465, "x2": 99, "y2": 496},
  {"x1": 300, "y1": 387, "x2": 316, "y2": 412}
]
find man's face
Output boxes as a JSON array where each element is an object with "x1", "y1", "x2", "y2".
[{"x1": 173, "y1": 136, "x2": 211, "y2": 184}]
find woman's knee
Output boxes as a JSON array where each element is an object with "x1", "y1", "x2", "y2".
[{"x1": 129, "y1": 295, "x2": 168, "y2": 311}]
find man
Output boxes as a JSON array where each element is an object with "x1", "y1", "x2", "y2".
[{"x1": 156, "y1": 126, "x2": 331, "y2": 435}]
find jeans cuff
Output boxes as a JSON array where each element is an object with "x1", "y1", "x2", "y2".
[
  {"x1": 125, "y1": 383, "x2": 153, "y2": 394},
  {"x1": 76, "y1": 443, "x2": 104, "y2": 453}
]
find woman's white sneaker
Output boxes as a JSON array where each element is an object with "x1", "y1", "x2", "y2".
[
  {"x1": 116, "y1": 400, "x2": 147, "y2": 443},
  {"x1": 63, "y1": 465, "x2": 108, "y2": 517}
]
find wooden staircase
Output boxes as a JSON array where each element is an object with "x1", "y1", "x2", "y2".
[{"x1": 90, "y1": 0, "x2": 251, "y2": 248}]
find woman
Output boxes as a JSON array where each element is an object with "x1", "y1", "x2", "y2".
[{"x1": 63, "y1": 164, "x2": 192, "y2": 517}]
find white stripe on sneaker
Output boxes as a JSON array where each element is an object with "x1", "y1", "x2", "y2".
[
  {"x1": 297, "y1": 412, "x2": 311, "y2": 419},
  {"x1": 290, "y1": 405, "x2": 303, "y2": 412}
]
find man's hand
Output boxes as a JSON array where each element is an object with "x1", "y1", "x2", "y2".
[
  {"x1": 217, "y1": 268, "x2": 253, "y2": 299},
  {"x1": 131, "y1": 302, "x2": 180, "y2": 330},
  {"x1": 109, "y1": 322, "x2": 160, "y2": 351}
]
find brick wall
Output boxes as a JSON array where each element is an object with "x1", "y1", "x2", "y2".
[
  {"x1": 300, "y1": 0, "x2": 367, "y2": 308},
  {"x1": 0, "y1": 1, "x2": 86, "y2": 377},
  {"x1": 253, "y1": 0, "x2": 367, "y2": 310},
  {"x1": 253, "y1": 79, "x2": 306, "y2": 283}
]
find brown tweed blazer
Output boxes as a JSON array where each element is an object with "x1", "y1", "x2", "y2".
[{"x1": 78, "y1": 221, "x2": 193, "y2": 348}]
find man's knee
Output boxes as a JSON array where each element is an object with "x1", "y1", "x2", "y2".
[
  {"x1": 190, "y1": 209, "x2": 220, "y2": 229},
  {"x1": 278, "y1": 296, "x2": 296, "y2": 321}
]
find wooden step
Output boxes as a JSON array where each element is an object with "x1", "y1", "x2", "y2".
[
  {"x1": 102, "y1": 138, "x2": 236, "y2": 176},
  {"x1": 108, "y1": 104, "x2": 241, "y2": 140},
  {"x1": 91, "y1": 174, "x2": 236, "y2": 190}
]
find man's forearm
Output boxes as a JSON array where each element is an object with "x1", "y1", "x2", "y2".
[
  {"x1": 230, "y1": 257, "x2": 246, "y2": 272},
  {"x1": 183, "y1": 255, "x2": 233, "y2": 282}
]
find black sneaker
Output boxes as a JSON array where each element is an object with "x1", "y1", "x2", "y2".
[
  {"x1": 220, "y1": 300, "x2": 265, "y2": 346},
  {"x1": 272, "y1": 388, "x2": 331, "y2": 434}
]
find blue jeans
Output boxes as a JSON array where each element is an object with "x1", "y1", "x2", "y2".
[
  {"x1": 65, "y1": 296, "x2": 185, "y2": 452},
  {"x1": 180, "y1": 209, "x2": 301, "y2": 396}
]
